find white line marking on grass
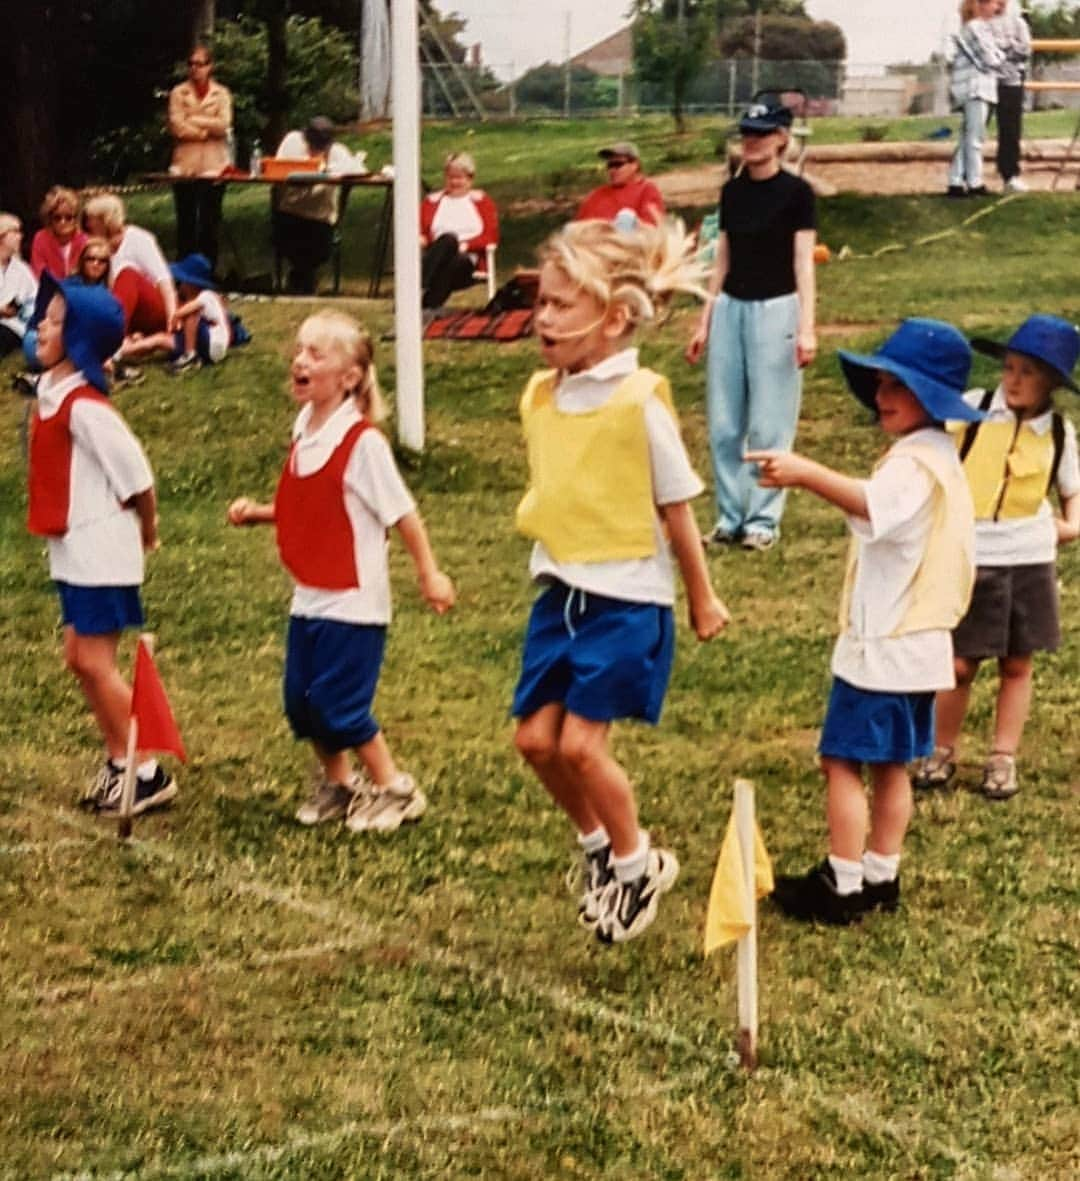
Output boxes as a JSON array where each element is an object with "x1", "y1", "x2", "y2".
[
  {"x1": 52, "y1": 1106, "x2": 526, "y2": 1181},
  {"x1": 0, "y1": 836, "x2": 94, "y2": 856}
]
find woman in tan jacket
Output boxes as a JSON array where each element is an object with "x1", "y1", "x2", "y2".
[{"x1": 168, "y1": 43, "x2": 233, "y2": 267}]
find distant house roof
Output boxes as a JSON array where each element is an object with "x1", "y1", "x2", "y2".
[{"x1": 570, "y1": 26, "x2": 633, "y2": 77}]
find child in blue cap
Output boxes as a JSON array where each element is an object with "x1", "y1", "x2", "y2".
[
  {"x1": 913, "y1": 315, "x2": 1080, "y2": 800},
  {"x1": 26, "y1": 274, "x2": 177, "y2": 815},
  {"x1": 747, "y1": 318, "x2": 982, "y2": 924},
  {"x1": 121, "y1": 253, "x2": 236, "y2": 375}
]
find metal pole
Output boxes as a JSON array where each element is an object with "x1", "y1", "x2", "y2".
[
  {"x1": 563, "y1": 12, "x2": 571, "y2": 118},
  {"x1": 751, "y1": 8, "x2": 762, "y2": 97},
  {"x1": 391, "y1": 0, "x2": 424, "y2": 452}
]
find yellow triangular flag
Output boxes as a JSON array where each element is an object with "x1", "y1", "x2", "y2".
[{"x1": 704, "y1": 812, "x2": 775, "y2": 956}]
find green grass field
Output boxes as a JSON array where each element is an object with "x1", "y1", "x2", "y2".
[{"x1": 1, "y1": 190, "x2": 1078, "y2": 1178}]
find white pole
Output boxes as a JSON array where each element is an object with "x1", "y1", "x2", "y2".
[
  {"x1": 391, "y1": 0, "x2": 425, "y2": 451},
  {"x1": 734, "y1": 777, "x2": 759, "y2": 1070}
]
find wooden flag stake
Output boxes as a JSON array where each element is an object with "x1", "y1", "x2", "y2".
[{"x1": 734, "y1": 777, "x2": 759, "y2": 1071}]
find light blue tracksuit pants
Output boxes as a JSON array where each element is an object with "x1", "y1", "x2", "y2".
[{"x1": 705, "y1": 291, "x2": 802, "y2": 539}]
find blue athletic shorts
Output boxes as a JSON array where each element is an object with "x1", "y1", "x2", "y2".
[
  {"x1": 284, "y1": 616, "x2": 386, "y2": 752},
  {"x1": 818, "y1": 676, "x2": 935, "y2": 765},
  {"x1": 512, "y1": 582, "x2": 675, "y2": 724},
  {"x1": 55, "y1": 582, "x2": 144, "y2": 635}
]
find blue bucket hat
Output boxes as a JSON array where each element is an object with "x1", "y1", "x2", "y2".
[
  {"x1": 838, "y1": 318, "x2": 984, "y2": 424},
  {"x1": 33, "y1": 272, "x2": 125, "y2": 394},
  {"x1": 739, "y1": 101, "x2": 793, "y2": 134},
  {"x1": 970, "y1": 314, "x2": 1080, "y2": 393},
  {"x1": 170, "y1": 252, "x2": 216, "y2": 291}
]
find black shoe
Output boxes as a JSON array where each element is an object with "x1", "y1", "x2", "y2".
[
  {"x1": 946, "y1": 185, "x2": 967, "y2": 199},
  {"x1": 97, "y1": 765, "x2": 178, "y2": 816},
  {"x1": 861, "y1": 875, "x2": 900, "y2": 914},
  {"x1": 772, "y1": 859, "x2": 865, "y2": 926},
  {"x1": 967, "y1": 185, "x2": 990, "y2": 197}
]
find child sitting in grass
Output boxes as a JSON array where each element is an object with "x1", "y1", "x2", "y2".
[
  {"x1": 121, "y1": 253, "x2": 234, "y2": 375},
  {"x1": 26, "y1": 274, "x2": 176, "y2": 815},
  {"x1": 747, "y1": 319, "x2": 983, "y2": 924},
  {"x1": 512, "y1": 218, "x2": 730, "y2": 946},
  {"x1": 228, "y1": 310, "x2": 454, "y2": 832},
  {"x1": 913, "y1": 315, "x2": 1080, "y2": 800}
]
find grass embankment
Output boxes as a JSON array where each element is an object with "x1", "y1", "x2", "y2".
[{"x1": 0, "y1": 192, "x2": 1077, "y2": 1178}]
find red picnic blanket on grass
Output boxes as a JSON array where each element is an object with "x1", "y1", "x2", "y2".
[{"x1": 423, "y1": 308, "x2": 534, "y2": 342}]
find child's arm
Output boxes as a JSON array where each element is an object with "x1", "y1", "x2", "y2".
[
  {"x1": 172, "y1": 296, "x2": 203, "y2": 328},
  {"x1": 660, "y1": 501, "x2": 730, "y2": 640},
  {"x1": 227, "y1": 497, "x2": 275, "y2": 526},
  {"x1": 129, "y1": 487, "x2": 159, "y2": 551},
  {"x1": 745, "y1": 449, "x2": 869, "y2": 520},
  {"x1": 394, "y1": 511, "x2": 455, "y2": 614},
  {"x1": 1056, "y1": 491, "x2": 1080, "y2": 545}
]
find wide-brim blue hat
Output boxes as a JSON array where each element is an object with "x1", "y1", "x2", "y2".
[
  {"x1": 170, "y1": 252, "x2": 216, "y2": 291},
  {"x1": 33, "y1": 272, "x2": 125, "y2": 394},
  {"x1": 838, "y1": 318, "x2": 984, "y2": 424},
  {"x1": 970, "y1": 314, "x2": 1080, "y2": 393}
]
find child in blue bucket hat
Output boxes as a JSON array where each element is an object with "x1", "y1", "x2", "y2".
[
  {"x1": 745, "y1": 318, "x2": 982, "y2": 924},
  {"x1": 26, "y1": 273, "x2": 177, "y2": 816},
  {"x1": 122, "y1": 252, "x2": 238, "y2": 375},
  {"x1": 913, "y1": 314, "x2": 1080, "y2": 801}
]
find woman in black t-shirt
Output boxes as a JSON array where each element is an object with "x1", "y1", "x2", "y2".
[{"x1": 686, "y1": 101, "x2": 817, "y2": 551}]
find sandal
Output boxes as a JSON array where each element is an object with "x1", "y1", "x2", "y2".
[
  {"x1": 981, "y1": 752, "x2": 1018, "y2": 801},
  {"x1": 911, "y1": 746, "x2": 956, "y2": 791}
]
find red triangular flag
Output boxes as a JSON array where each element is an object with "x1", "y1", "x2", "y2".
[{"x1": 131, "y1": 638, "x2": 187, "y2": 762}]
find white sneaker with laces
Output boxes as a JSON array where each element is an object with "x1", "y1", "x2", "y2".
[
  {"x1": 295, "y1": 779, "x2": 357, "y2": 826},
  {"x1": 347, "y1": 773, "x2": 427, "y2": 833},
  {"x1": 595, "y1": 847, "x2": 680, "y2": 944}
]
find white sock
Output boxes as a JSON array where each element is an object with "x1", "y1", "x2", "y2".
[
  {"x1": 613, "y1": 831, "x2": 650, "y2": 883},
  {"x1": 136, "y1": 758, "x2": 158, "y2": 781},
  {"x1": 863, "y1": 850, "x2": 900, "y2": 885},
  {"x1": 578, "y1": 827, "x2": 609, "y2": 854},
  {"x1": 827, "y1": 853, "x2": 864, "y2": 896}
]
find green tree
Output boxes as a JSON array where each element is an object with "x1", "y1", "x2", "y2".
[{"x1": 632, "y1": 0, "x2": 720, "y2": 131}]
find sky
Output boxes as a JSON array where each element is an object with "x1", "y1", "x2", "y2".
[{"x1": 444, "y1": 1, "x2": 957, "y2": 80}]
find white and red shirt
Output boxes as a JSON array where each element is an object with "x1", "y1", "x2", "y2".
[
  {"x1": 31, "y1": 370, "x2": 154, "y2": 586},
  {"x1": 110, "y1": 224, "x2": 172, "y2": 290},
  {"x1": 280, "y1": 398, "x2": 415, "y2": 625},
  {"x1": 420, "y1": 189, "x2": 499, "y2": 265}
]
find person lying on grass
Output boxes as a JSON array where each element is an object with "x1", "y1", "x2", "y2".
[
  {"x1": 512, "y1": 217, "x2": 730, "y2": 947},
  {"x1": 747, "y1": 318, "x2": 983, "y2": 925},
  {"x1": 228, "y1": 310, "x2": 454, "y2": 834}
]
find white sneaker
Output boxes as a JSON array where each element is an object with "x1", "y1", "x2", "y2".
[
  {"x1": 595, "y1": 847, "x2": 680, "y2": 944},
  {"x1": 346, "y1": 773, "x2": 427, "y2": 833},
  {"x1": 295, "y1": 779, "x2": 358, "y2": 826},
  {"x1": 1004, "y1": 177, "x2": 1028, "y2": 193}
]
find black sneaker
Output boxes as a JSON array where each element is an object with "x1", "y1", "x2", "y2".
[
  {"x1": 567, "y1": 843, "x2": 614, "y2": 930},
  {"x1": 861, "y1": 875, "x2": 900, "y2": 914},
  {"x1": 771, "y1": 859, "x2": 865, "y2": 926},
  {"x1": 595, "y1": 847, "x2": 679, "y2": 944},
  {"x1": 97, "y1": 765, "x2": 178, "y2": 816}
]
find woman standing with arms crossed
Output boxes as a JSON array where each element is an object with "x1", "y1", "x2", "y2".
[{"x1": 686, "y1": 99, "x2": 817, "y2": 552}]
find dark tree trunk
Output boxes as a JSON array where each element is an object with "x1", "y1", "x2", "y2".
[{"x1": 265, "y1": 0, "x2": 289, "y2": 149}]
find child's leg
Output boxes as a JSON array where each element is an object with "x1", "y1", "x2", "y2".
[
  {"x1": 182, "y1": 312, "x2": 199, "y2": 355},
  {"x1": 934, "y1": 656, "x2": 980, "y2": 754},
  {"x1": 866, "y1": 762, "x2": 913, "y2": 858},
  {"x1": 992, "y1": 654, "x2": 1033, "y2": 755},
  {"x1": 822, "y1": 755, "x2": 869, "y2": 862},
  {"x1": 354, "y1": 730, "x2": 398, "y2": 786},
  {"x1": 62, "y1": 627, "x2": 131, "y2": 759},
  {"x1": 313, "y1": 742, "x2": 354, "y2": 786},
  {"x1": 121, "y1": 331, "x2": 175, "y2": 359},
  {"x1": 557, "y1": 713, "x2": 638, "y2": 856},
  {"x1": 514, "y1": 703, "x2": 602, "y2": 837}
]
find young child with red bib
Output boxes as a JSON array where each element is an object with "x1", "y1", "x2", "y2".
[
  {"x1": 26, "y1": 273, "x2": 176, "y2": 815},
  {"x1": 512, "y1": 218, "x2": 730, "y2": 946},
  {"x1": 228, "y1": 311, "x2": 455, "y2": 831}
]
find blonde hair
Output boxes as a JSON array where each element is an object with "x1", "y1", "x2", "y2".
[
  {"x1": 0, "y1": 212, "x2": 20, "y2": 237},
  {"x1": 39, "y1": 186, "x2": 80, "y2": 225},
  {"x1": 445, "y1": 151, "x2": 476, "y2": 177},
  {"x1": 538, "y1": 217, "x2": 707, "y2": 329},
  {"x1": 83, "y1": 193, "x2": 126, "y2": 236},
  {"x1": 298, "y1": 310, "x2": 386, "y2": 421}
]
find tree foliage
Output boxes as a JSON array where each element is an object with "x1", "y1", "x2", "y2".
[{"x1": 632, "y1": 0, "x2": 720, "y2": 130}]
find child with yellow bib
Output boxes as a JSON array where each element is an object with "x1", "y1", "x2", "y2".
[
  {"x1": 511, "y1": 218, "x2": 730, "y2": 945},
  {"x1": 913, "y1": 316, "x2": 1080, "y2": 800}
]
